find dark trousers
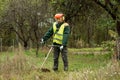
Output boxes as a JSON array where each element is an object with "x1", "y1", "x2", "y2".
[{"x1": 53, "y1": 46, "x2": 68, "y2": 71}]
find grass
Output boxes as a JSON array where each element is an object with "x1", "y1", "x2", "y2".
[
  {"x1": 68, "y1": 47, "x2": 103, "y2": 52},
  {"x1": 68, "y1": 53, "x2": 110, "y2": 71},
  {"x1": 0, "y1": 47, "x2": 120, "y2": 80}
]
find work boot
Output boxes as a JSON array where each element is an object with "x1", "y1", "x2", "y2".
[
  {"x1": 53, "y1": 67, "x2": 58, "y2": 71},
  {"x1": 64, "y1": 67, "x2": 68, "y2": 71}
]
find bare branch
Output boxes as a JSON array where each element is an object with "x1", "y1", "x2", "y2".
[{"x1": 93, "y1": 0, "x2": 116, "y2": 20}]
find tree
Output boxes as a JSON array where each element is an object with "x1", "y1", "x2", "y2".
[
  {"x1": 1, "y1": 0, "x2": 50, "y2": 56},
  {"x1": 93, "y1": 0, "x2": 120, "y2": 59},
  {"x1": 93, "y1": 0, "x2": 120, "y2": 36},
  {"x1": 50, "y1": 0, "x2": 113, "y2": 47}
]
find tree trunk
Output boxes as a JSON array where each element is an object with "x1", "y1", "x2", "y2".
[
  {"x1": 116, "y1": 21, "x2": 120, "y2": 36},
  {"x1": 87, "y1": 27, "x2": 90, "y2": 47},
  {"x1": 36, "y1": 42, "x2": 39, "y2": 57},
  {"x1": 24, "y1": 41, "x2": 28, "y2": 50},
  {"x1": 115, "y1": 21, "x2": 120, "y2": 60},
  {"x1": 115, "y1": 37, "x2": 120, "y2": 60}
]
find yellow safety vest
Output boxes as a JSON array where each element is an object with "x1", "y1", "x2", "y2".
[{"x1": 53, "y1": 22, "x2": 65, "y2": 44}]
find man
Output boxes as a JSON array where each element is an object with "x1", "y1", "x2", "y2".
[{"x1": 41, "y1": 13, "x2": 70, "y2": 71}]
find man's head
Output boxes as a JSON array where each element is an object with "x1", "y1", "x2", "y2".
[{"x1": 54, "y1": 13, "x2": 65, "y2": 23}]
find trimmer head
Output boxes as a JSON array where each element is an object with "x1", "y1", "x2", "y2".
[{"x1": 41, "y1": 68, "x2": 50, "y2": 72}]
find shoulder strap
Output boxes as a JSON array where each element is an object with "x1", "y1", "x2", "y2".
[
  {"x1": 63, "y1": 22, "x2": 69, "y2": 26},
  {"x1": 53, "y1": 22, "x2": 59, "y2": 34}
]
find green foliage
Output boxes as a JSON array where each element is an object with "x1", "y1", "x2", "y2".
[
  {"x1": 97, "y1": 17, "x2": 115, "y2": 29},
  {"x1": 93, "y1": 15, "x2": 116, "y2": 45},
  {"x1": 101, "y1": 40, "x2": 115, "y2": 51},
  {"x1": 50, "y1": 0, "x2": 119, "y2": 48},
  {"x1": 0, "y1": 0, "x2": 120, "y2": 49},
  {"x1": 50, "y1": 0, "x2": 83, "y2": 21},
  {"x1": 108, "y1": 30, "x2": 118, "y2": 39},
  {"x1": 0, "y1": 0, "x2": 8, "y2": 15}
]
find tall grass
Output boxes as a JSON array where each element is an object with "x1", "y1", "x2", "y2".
[
  {"x1": 0, "y1": 44, "x2": 38, "y2": 80},
  {"x1": 65, "y1": 61, "x2": 120, "y2": 80},
  {"x1": 0, "y1": 45, "x2": 119, "y2": 80}
]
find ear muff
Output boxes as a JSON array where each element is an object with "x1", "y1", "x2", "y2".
[{"x1": 62, "y1": 16, "x2": 65, "y2": 20}]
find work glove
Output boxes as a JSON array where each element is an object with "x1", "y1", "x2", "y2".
[
  {"x1": 60, "y1": 45, "x2": 64, "y2": 51},
  {"x1": 40, "y1": 38, "x2": 44, "y2": 44}
]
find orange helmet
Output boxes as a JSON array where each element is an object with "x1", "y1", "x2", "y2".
[{"x1": 54, "y1": 13, "x2": 64, "y2": 19}]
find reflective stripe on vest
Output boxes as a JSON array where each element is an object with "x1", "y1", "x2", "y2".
[{"x1": 53, "y1": 22, "x2": 65, "y2": 44}]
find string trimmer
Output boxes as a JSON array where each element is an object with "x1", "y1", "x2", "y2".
[{"x1": 40, "y1": 46, "x2": 53, "y2": 72}]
